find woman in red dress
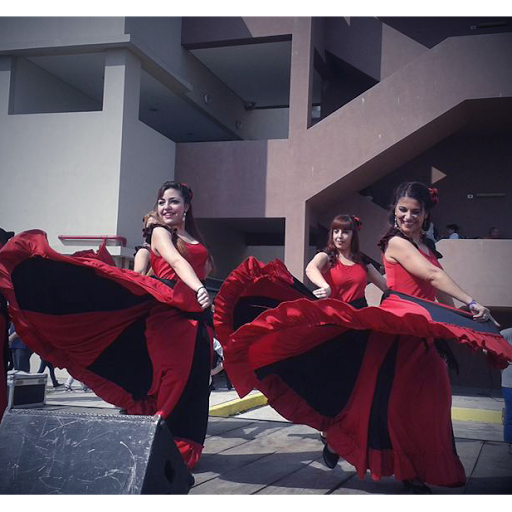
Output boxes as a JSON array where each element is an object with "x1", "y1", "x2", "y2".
[
  {"x1": 214, "y1": 182, "x2": 512, "y2": 493},
  {"x1": 306, "y1": 214, "x2": 387, "y2": 447},
  {"x1": 0, "y1": 182, "x2": 213, "y2": 471},
  {"x1": 146, "y1": 181, "x2": 214, "y2": 468},
  {"x1": 306, "y1": 214, "x2": 386, "y2": 307}
]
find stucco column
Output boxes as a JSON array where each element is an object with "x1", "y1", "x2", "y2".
[
  {"x1": 284, "y1": 200, "x2": 311, "y2": 281},
  {"x1": 102, "y1": 49, "x2": 142, "y2": 235},
  {"x1": 284, "y1": 18, "x2": 314, "y2": 279},
  {"x1": 0, "y1": 57, "x2": 12, "y2": 115},
  {"x1": 103, "y1": 49, "x2": 141, "y2": 126},
  {"x1": 288, "y1": 17, "x2": 314, "y2": 136}
]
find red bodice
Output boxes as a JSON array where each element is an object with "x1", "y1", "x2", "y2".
[
  {"x1": 384, "y1": 245, "x2": 442, "y2": 301},
  {"x1": 150, "y1": 241, "x2": 209, "y2": 281},
  {"x1": 323, "y1": 259, "x2": 368, "y2": 302}
]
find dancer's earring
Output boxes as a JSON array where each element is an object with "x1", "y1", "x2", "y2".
[{"x1": 394, "y1": 215, "x2": 399, "y2": 229}]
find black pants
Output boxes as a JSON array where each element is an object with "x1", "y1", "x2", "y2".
[{"x1": 38, "y1": 359, "x2": 59, "y2": 386}]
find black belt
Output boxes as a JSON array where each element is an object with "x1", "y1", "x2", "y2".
[
  {"x1": 151, "y1": 277, "x2": 213, "y2": 327},
  {"x1": 184, "y1": 309, "x2": 214, "y2": 328}
]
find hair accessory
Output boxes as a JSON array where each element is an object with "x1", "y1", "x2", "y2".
[
  {"x1": 429, "y1": 187, "x2": 439, "y2": 205},
  {"x1": 180, "y1": 182, "x2": 193, "y2": 201},
  {"x1": 352, "y1": 216, "x2": 362, "y2": 230}
]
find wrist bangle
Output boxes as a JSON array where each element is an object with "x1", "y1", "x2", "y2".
[
  {"x1": 196, "y1": 286, "x2": 206, "y2": 296},
  {"x1": 468, "y1": 299, "x2": 478, "y2": 308}
]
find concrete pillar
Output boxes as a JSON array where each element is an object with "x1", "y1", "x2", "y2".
[
  {"x1": 0, "y1": 57, "x2": 12, "y2": 115},
  {"x1": 288, "y1": 17, "x2": 314, "y2": 136},
  {"x1": 103, "y1": 49, "x2": 141, "y2": 127},
  {"x1": 102, "y1": 49, "x2": 142, "y2": 228},
  {"x1": 284, "y1": 200, "x2": 311, "y2": 281},
  {"x1": 285, "y1": 18, "x2": 314, "y2": 279}
]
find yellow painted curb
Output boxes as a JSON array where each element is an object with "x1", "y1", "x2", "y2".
[
  {"x1": 209, "y1": 394, "x2": 503, "y2": 425},
  {"x1": 451, "y1": 407, "x2": 503, "y2": 425},
  {"x1": 209, "y1": 392, "x2": 268, "y2": 417}
]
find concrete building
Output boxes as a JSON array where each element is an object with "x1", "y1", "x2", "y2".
[{"x1": 1, "y1": 16, "x2": 511, "y2": 388}]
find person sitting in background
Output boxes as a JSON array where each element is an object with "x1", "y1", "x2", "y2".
[
  {"x1": 500, "y1": 328, "x2": 512, "y2": 452},
  {"x1": 446, "y1": 224, "x2": 463, "y2": 239},
  {"x1": 486, "y1": 227, "x2": 502, "y2": 239}
]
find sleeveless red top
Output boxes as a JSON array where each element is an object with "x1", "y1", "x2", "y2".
[
  {"x1": 150, "y1": 240, "x2": 209, "y2": 281},
  {"x1": 323, "y1": 258, "x2": 368, "y2": 302},
  {"x1": 384, "y1": 243, "x2": 442, "y2": 301}
]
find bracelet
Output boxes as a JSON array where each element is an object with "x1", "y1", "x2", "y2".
[{"x1": 467, "y1": 299, "x2": 478, "y2": 308}]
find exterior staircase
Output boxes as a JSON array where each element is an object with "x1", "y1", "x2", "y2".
[{"x1": 176, "y1": 26, "x2": 512, "y2": 281}]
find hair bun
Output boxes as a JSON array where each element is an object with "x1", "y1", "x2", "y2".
[{"x1": 180, "y1": 182, "x2": 193, "y2": 201}]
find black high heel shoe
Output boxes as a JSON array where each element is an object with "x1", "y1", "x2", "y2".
[{"x1": 322, "y1": 444, "x2": 339, "y2": 469}]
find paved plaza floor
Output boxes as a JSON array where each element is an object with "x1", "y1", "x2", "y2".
[
  {"x1": 192, "y1": 416, "x2": 511, "y2": 495},
  {"x1": 34, "y1": 371, "x2": 511, "y2": 495}
]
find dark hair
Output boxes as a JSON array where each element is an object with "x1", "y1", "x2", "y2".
[
  {"x1": 154, "y1": 181, "x2": 194, "y2": 212},
  {"x1": 446, "y1": 224, "x2": 459, "y2": 232},
  {"x1": 378, "y1": 181, "x2": 438, "y2": 252},
  {"x1": 324, "y1": 214, "x2": 363, "y2": 266},
  {"x1": 0, "y1": 228, "x2": 14, "y2": 248}
]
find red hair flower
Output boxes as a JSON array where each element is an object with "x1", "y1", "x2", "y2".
[
  {"x1": 429, "y1": 187, "x2": 439, "y2": 205},
  {"x1": 352, "y1": 216, "x2": 363, "y2": 230}
]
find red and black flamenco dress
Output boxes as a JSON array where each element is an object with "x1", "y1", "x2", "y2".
[
  {"x1": 0, "y1": 229, "x2": 212, "y2": 470},
  {"x1": 214, "y1": 253, "x2": 512, "y2": 487}
]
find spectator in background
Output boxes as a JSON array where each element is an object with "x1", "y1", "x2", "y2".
[
  {"x1": 64, "y1": 375, "x2": 89, "y2": 392},
  {"x1": 1, "y1": 227, "x2": 15, "y2": 420},
  {"x1": 487, "y1": 227, "x2": 502, "y2": 239},
  {"x1": 424, "y1": 221, "x2": 439, "y2": 242},
  {"x1": 500, "y1": 328, "x2": 512, "y2": 452},
  {"x1": 446, "y1": 224, "x2": 463, "y2": 239},
  {"x1": 37, "y1": 359, "x2": 63, "y2": 388},
  {"x1": 9, "y1": 326, "x2": 32, "y2": 373}
]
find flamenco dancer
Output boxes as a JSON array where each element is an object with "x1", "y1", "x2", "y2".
[
  {"x1": 0, "y1": 182, "x2": 213, "y2": 470},
  {"x1": 306, "y1": 214, "x2": 387, "y2": 306},
  {"x1": 146, "y1": 181, "x2": 214, "y2": 466},
  {"x1": 214, "y1": 181, "x2": 512, "y2": 493}
]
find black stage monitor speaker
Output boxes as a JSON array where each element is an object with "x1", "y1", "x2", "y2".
[{"x1": 0, "y1": 409, "x2": 194, "y2": 494}]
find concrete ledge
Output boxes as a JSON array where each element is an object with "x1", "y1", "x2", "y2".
[
  {"x1": 452, "y1": 407, "x2": 503, "y2": 425},
  {"x1": 209, "y1": 393, "x2": 504, "y2": 425},
  {"x1": 209, "y1": 393, "x2": 268, "y2": 417}
]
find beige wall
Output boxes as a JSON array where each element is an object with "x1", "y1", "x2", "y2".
[
  {"x1": 177, "y1": 30, "x2": 512, "y2": 279},
  {"x1": 437, "y1": 239, "x2": 512, "y2": 308},
  {"x1": 0, "y1": 50, "x2": 176, "y2": 256},
  {"x1": 1, "y1": 17, "x2": 508, "y2": 389},
  {"x1": 0, "y1": 55, "x2": 121, "y2": 251},
  {"x1": 368, "y1": 129, "x2": 512, "y2": 240}
]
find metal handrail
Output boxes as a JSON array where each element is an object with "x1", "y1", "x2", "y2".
[{"x1": 58, "y1": 235, "x2": 127, "y2": 247}]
